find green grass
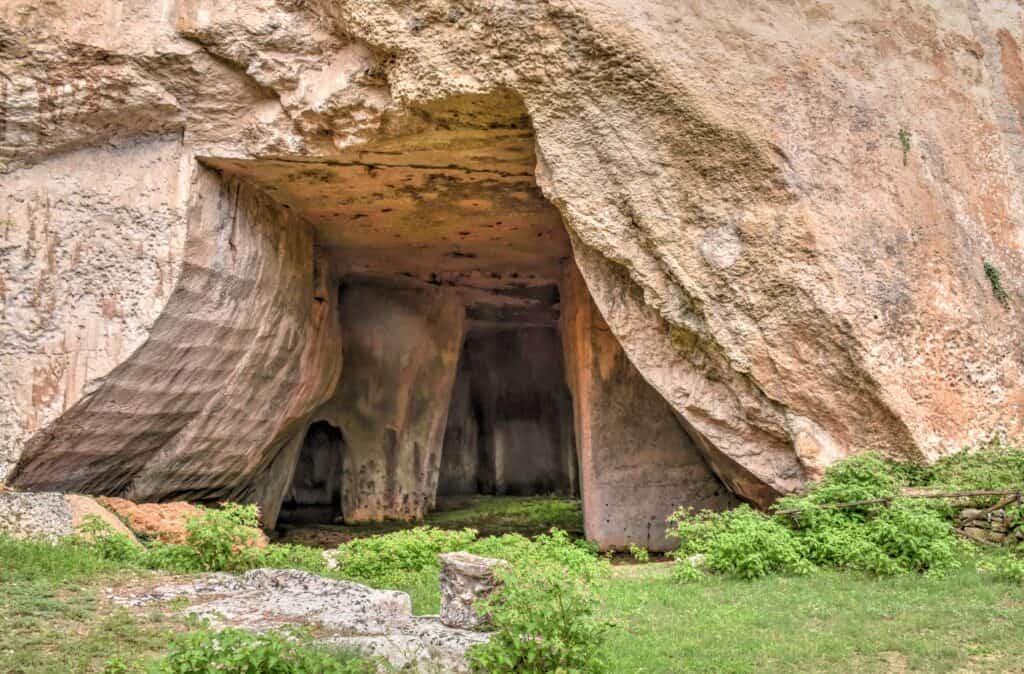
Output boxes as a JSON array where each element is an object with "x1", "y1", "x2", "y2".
[
  {"x1": 601, "y1": 558, "x2": 1024, "y2": 673},
  {"x1": 3, "y1": 536, "x2": 1024, "y2": 673},
  {"x1": 277, "y1": 495, "x2": 583, "y2": 546},
  {"x1": 0, "y1": 537, "x2": 189, "y2": 673}
]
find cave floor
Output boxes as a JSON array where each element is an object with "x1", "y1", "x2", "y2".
[{"x1": 274, "y1": 495, "x2": 583, "y2": 547}]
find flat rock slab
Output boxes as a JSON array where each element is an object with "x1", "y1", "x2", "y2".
[{"x1": 112, "y1": 568, "x2": 489, "y2": 672}]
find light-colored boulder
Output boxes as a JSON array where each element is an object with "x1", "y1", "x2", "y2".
[
  {"x1": 0, "y1": 491, "x2": 137, "y2": 543},
  {"x1": 112, "y1": 568, "x2": 490, "y2": 672}
]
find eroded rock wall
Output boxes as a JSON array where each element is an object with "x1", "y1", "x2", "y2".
[
  {"x1": 462, "y1": 328, "x2": 576, "y2": 497},
  {"x1": 11, "y1": 167, "x2": 342, "y2": 503},
  {"x1": 0, "y1": 136, "x2": 190, "y2": 482},
  {"x1": 437, "y1": 364, "x2": 480, "y2": 496},
  {"x1": 316, "y1": 279, "x2": 465, "y2": 522}
]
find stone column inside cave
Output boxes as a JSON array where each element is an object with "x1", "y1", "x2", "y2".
[{"x1": 11, "y1": 94, "x2": 739, "y2": 548}]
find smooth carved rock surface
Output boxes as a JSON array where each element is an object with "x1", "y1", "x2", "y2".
[
  {"x1": 561, "y1": 264, "x2": 739, "y2": 550},
  {"x1": 113, "y1": 569, "x2": 489, "y2": 672},
  {"x1": 2, "y1": 0, "x2": 1023, "y2": 510},
  {"x1": 439, "y1": 552, "x2": 507, "y2": 630}
]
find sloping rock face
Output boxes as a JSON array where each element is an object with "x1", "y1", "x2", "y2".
[{"x1": 2, "y1": 0, "x2": 1023, "y2": 522}]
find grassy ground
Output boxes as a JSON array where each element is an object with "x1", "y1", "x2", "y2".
[
  {"x1": 277, "y1": 495, "x2": 583, "y2": 547},
  {"x1": 5, "y1": 538, "x2": 1022, "y2": 673},
  {"x1": 601, "y1": 559, "x2": 1024, "y2": 674},
  {"x1": 0, "y1": 538, "x2": 190, "y2": 673},
  {"x1": 4, "y1": 487, "x2": 1024, "y2": 674}
]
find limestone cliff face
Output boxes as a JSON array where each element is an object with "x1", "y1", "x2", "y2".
[{"x1": 2, "y1": 0, "x2": 1022, "y2": 511}]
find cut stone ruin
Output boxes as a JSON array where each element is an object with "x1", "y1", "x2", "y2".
[
  {"x1": 439, "y1": 552, "x2": 508, "y2": 630},
  {"x1": 3, "y1": 0, "x2": 1023, "y2": 554},
  {"x1": 113, "y1": 565, "x2": 496, "y2": 673}
]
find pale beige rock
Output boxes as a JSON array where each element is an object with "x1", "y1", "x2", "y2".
[
  {"x1": 438, "y1": 552, "x2": 507, "y2": 630},
  {"x1": 2, "y1": 0, "x2": 1022, "y2": 521},
  {"x1": 66, "y1": 494, "x2": 139, "y2": 543}
]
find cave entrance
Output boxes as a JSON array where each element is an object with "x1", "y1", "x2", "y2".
[
  {"x1": 277, "y1": 421, "x2": 345, "y2": 525},
  {"x1": 198, "y1": 91, "x2": 735, "y2": 547}
]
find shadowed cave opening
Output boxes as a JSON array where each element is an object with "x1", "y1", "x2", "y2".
[
  {"x1": 278, "y1": 421, "x2": 345, "y2": 526},
  {"x1": 438, "y1": 324, "x2": 578, "y2": 499},
  {"x1": 202, "y1": 93, "x2": 736, "y2": 546}
]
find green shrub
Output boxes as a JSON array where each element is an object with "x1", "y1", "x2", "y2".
[
  {"x1": 628, "y1": 544, "x2": 649, "y2": 563},
  {"x1": 866, "y1": 499, "x2": 962, "y2": 575},
  {"x1": 77, "y1": 516, "x2": 145, "y2": 564},
  {"x1": 184, "y1": 503, "x2": 264, "y2": 572},
  {"x1": 668, "y1": 505, "x2": 813, "y2": 580},
  {"x1": 928, "y1": 437, "x2": 1024, "y2": 491},
  {"x1": 468, "y1": 529, "x2": 607, "y2": 583},
  {"x1": 468, "y1": 562, "x2": 607, "y2": 674},
  {"x1": 802, "y1": 452, "x2": 900, "y2": 507},
  {"x1": 331, "y1": 526, "x2": 477, "y2": 588},
  {"x1": 977, "y1": 550, "x2": 1024, "y2": 584},
  {"x1": 260, "y1": 543, "x2": 328, "y2": 573},
  {"x1": 152, "y1": 624, "x2": 373, "y2": 673},
  {"x1": 142, "y1": 542, "x2": 202, "y2": 573}
]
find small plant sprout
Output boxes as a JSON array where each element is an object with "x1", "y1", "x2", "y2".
[
  {"x1": 628, "y1": 543, "x2": 650, "y2": 563},
  {"x1": 898, "y1": 128, "x2": 912, "y2": 165},
  {"x1": 984, "y1": 261, "x2": 1010, "y2": 309}
]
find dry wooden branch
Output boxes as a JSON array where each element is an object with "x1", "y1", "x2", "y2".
[{"x1": 958, "y1": 492, "x2": 1021, "y2": 524}]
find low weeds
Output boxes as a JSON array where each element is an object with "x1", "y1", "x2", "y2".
[
  {"x1": 118, "y1": 623, "x2": 374, "y2": 674},
  {"x1": 75, "y1": 503, "x2": 328, "y2": 576}
]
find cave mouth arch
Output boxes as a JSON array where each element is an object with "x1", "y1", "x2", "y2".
[
  {"x1": 206, "y1": 90, "x2": 737, "y2": 547},
  {"x1": 8, "y1": 91, "x2": 736, "y2": 551},
  {"x1": 278, "y1": 421, "x2": 345, "y2": 526}
]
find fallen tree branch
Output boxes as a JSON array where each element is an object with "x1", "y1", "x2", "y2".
[{"x1": 958, "y1": 492, "x2": 1021, "y2": 524}]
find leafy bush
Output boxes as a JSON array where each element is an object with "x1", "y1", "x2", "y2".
[
  {"x1": 468, "y1": 529, "x2": 607, "y2": 583},
  {"x1": 184, "y1": 503, "x2": 264, "y2": 572},
  {"x1": 865, "y1": 499, "x2": 961, "y2": 575},
  {"x1": 798, "y1": 452, "x2": 900, "y2": 507},
  {"x1": 668, "y1": 505, "x2": 813, "y2": 580},
  {"x1": 152, "y1": 624, "x2": 373, "y2": 674},
  {"x1": 928, "y1": 437, "x2": 1024, "y2": 491},
  {"x1": 628, "y1": 544, "x2": 649, "y2": 563},
  {"x1": 77, "y1": 515, "x2": 145, "y2": 564},
  {"x1": 142, "y1": 541, "x2": 202, "y2": 573},
  {"x1": 977, "y1": 550, "x2": 1024, "y2": 584},
  {"x1": 259, "y1": 543, "x2": 328, "y2": 573},
  {"x1": 668, "y1": 451, "x2": 982, "y2": 581},
  {"x1": 331, "y1": 526, "x2": 476, "y2": 588},
  {"x1": 468, "y1": 558, "x2": 607, "y2": 673}
]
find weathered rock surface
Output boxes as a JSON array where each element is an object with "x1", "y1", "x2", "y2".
[
  {"x1": 562, "y1": 265, "x2": 739, "y2": 550},
  {"x1": 438, "y1": 552, "x2": 507, "y2": 630},
  {"x1": 0, "y1": 490, "x2": 136, "y2": 542},
  {"x1": 3, "y1": 0, "x2": 1023, "y2": 535},
  {"x1": 316, "y1": 279, "x2": 466, "y2": 523},
  {"x1": 113, "y1": 568, "x2": 489, "y2": 672}
]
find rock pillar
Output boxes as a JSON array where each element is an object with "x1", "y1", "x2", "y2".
[
  {"x1": 560, "y1": 264, "x2": 737, "y2": 551},
  {"x1": 321, "y1": 279, "x2": 465, "y2": 522}
]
